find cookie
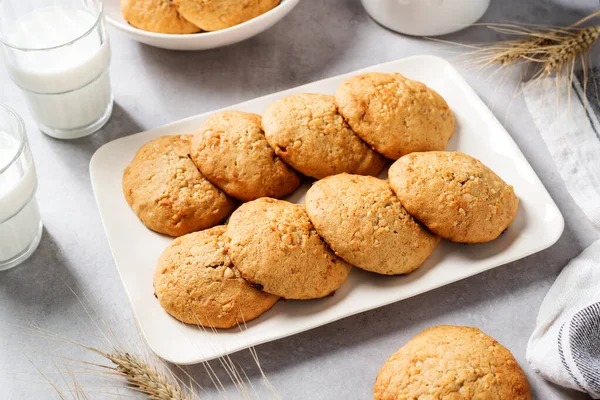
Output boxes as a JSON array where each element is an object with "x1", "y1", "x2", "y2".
[
  {"x1": 122, "y1": 135, "x2": 236, "y2": 237},
  {"x1": 374, "y1": 325, "x2": 531, "y2": 400},
  {"x1": 389, "y1": 151, "x2": 519, "y2": 243},
  {"x1": 335, "y1": 72, "x2": 454, "y2": 159},
  {"x1": 226, "y1": 198, "x2": 352, "y2": 299},
  {"x1": 173, "y1": 0, "x2": 280, "y2": 32},
  {"x1": 121, "y1": 0, "x2": 201, "y2": 34},
  {"x1": 262, "y1": 93, "x2": 387, "y2": 179},
  {"x1": 154, "y1": 226, "x2": 279, "y2": 328},
  {"x1": 305, "y1": 174, "x2": 439, "y2": 275},
  {"x1": 190, "y1": 111, "x2": 301, "y2": 202}
]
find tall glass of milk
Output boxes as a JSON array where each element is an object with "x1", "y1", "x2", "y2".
[
  {"x1": 0, "y1": 0, "x2": 112, "y2": 139},
  {"x1": 0, "y1": 104, "x2": 43, "y2": 271}
]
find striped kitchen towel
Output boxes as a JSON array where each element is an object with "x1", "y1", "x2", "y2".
[
  {"x1": 527, "y1": 241, "x2": 600, "y2": 398},
  {"x1": 523, "y1": 68, "x2": 600, "y2": 227},
  {"x1": 524, "y1": 68, "x2": 600, "y2": 399}
]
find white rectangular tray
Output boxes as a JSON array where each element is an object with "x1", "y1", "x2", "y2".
[{"x1": 90, "y1": 55, "x2": 564, "y2": 365}]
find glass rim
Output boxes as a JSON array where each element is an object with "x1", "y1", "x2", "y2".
[
  {"x1": 0, "y1": 1, "x2": 104, "y2": 52},
  {"x1": 0, "y1": 104, "x2": 26, "y2": 175}
]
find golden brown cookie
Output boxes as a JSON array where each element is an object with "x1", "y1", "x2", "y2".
[
  {"x1": 262, "y1": 93, "x2": 387, "y2": 179},
  {"x1": 190, "y1": 111, "x2": 301, "y2": 202},
  {"x1": 388, "y1": 151, "x2": 519, "y2": 243},
  {"x1": 122, "y1": 135, "x2": 236, "y2": 237},
  {"x1": 154, "y1": 226, "x2": 279, "y2": 328},
  {"x1": 374, "y1": 325, "x2": 531, "y2": 400},
  {"x1": 226, "y1": 198, "x2": 352, "y2": 299},
  {"x1": 173, "y1": 0, "x2": 280, "y2": 32},
  {"x1": 335, "y1": 72, "x2": 454, "y2": 159},
  {"x1": 305, "y1": 174, "x2": 439, "y2": 275},
  {"x1": 121, "y1": 0, "x2": 201, "y2": 34}
]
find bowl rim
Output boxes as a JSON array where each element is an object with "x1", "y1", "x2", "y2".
[{"x1": 106, "y1": 0, "x2": 300, "y2": 41}]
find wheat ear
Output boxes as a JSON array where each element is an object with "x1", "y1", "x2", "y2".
[
  {"x1": 431, "y1": 10, "x2": 600, "y2": 91},
  {"x1": 16, "y1": 281, "x2": 277, "y2": 399},
  {"x1": 100, "y1": 351, "x2": 191, "y2": 400},
  {"x1": 543, "y1": 26, "x2": 600, "y2": 74}
]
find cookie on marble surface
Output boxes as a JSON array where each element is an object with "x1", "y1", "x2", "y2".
[
  {"x1": 305, "y1": 174, "x2": 439, "y2": 275},
  {"x1": 154, "y1": 226, "x2": 279, "y2": 328},
  {"x1": 122, "y1": 135, "x2": 236, "y2": 237},
  {"x1": 374, "y1": 325, "x2": 531, "y2": 400},
  {"x1": 226, "y1": 198, "x2": 352, "y2": 300},
  {"x1": 334, "y1": 72, "x2": 454, "y2": 159},
  {"x1": 388, "y1": 151, "x2": 519, "y2": 243},
  {"x1": 190, "y1": 111, "x2": 301, "y2": 202},
  {"x1": 173, "y1": 0, "x2": 280, "y2": 32},
  {"x1": 262, "y1": 93, "x2": 387, "y2": 179},
  {"x1": 121, "y1": 0, "x2": 201, "y2": 34}
]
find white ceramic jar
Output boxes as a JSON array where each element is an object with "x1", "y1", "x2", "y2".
[{"x1": 361, "y1": 0, "x2": 491, "y2": 36}]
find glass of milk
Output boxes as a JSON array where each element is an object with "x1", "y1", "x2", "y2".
[
  {"x1": 0, "y1": 0, "x2": 112, "y2": 140},
  {"x1": 0, "y1": 104, "x2": 43, "y2": 271}
]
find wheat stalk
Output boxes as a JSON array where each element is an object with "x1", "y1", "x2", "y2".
[
  {"x1": 433, "y1": 9, "x2": 600, "y2": 105},
  {"x1": 13, "y1": 282, "x2": 278, "y2": 399},
  {"x1": 24, "y1": 323, "x2": 196, "y2": 400},
  {"x1": 542, "y1": 26, "x2": 600, "y2": 75},
  {"x1": 29, "y1": 322, "x2": 278, "y2": 399},
  {"x1": 102, "y1": 351, "x2": 192, "y2": 400}
]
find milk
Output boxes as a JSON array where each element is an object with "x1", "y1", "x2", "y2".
[
  {"x1": 2, "y1": 6, "x2": 112, "y2": 138},
  {"x1": 0, "y1": 132, "x2": 41, "y2": 265}
]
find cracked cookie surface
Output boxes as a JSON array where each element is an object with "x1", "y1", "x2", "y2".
[
  {"x1": 154, "y1": 226, "x2": 279, "y2": 328},
  {"x1": 190, "y1": 111, "x2": 301, "y2": 202},
  {"x1": 121, "y1": 0, "x2": 201, "y2": 34},
  {"x1": 374, "y1": 325, "x2": 531, "y2": 400},
  {"x1": 262, "y1": 93, "x2": 386, "y2": 179},
  {"x1": 305, "y1": 174, "x2": 439, "y2": 275},
  {"x1": 226, "y1": 198, "x2": 352, "y2": 299},
  {"x1": 173, "y1": 0, "x2": 280, "y2": 31},
  {"x1": 389, "y1": 151, "x2": 519, "y2": 243},
  {"x1": 122, "y1": 135, "x2": 236, "y2": 237},
  {"x1": 334, "y1": 72, "x2": 454, "y2": 159}
]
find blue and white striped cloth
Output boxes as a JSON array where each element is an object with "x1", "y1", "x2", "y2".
[{"x1": 524, "y1": 68, "x2": 600, "y2": 399}]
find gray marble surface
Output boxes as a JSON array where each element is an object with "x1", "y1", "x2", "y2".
[{"x1": 1, "y1": 0, "x2": 600, "y2": 399}]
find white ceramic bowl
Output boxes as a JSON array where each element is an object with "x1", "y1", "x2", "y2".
[{"x1": 104, "y1": 0, "x2": 300, "y2": 51}]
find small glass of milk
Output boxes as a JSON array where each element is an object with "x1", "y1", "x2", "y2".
[
  {"x1": 0, "y1": 0, "x2": 112, "y2": 139},
  {"x1": 0, "y1": 104, "x2": 43, "y2": 271}
]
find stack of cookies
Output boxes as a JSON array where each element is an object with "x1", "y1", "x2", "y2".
[
  {"x1": 121, "y1": 0, "x2": 280, "y2": 34},
  {"x1": 122, "y1": 72, "x2": 519, "y2": 329}
]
